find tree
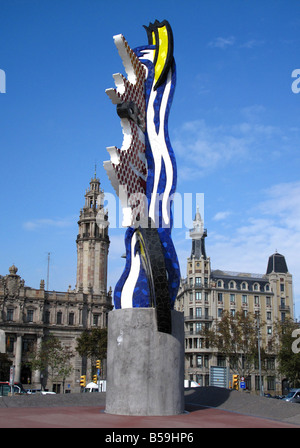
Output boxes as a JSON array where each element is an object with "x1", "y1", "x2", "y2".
[
  {"x1": 274, "y1": 318, "x2": 300, "y2": 388},
  {"x1": 76, "y1": 328, "x2": 107, "y2": 377},
  {"x1": 0, "y1": 353, "x2": 12, "y2": 381},
  {"x1": 200, "y1": 311, "x2": 263, "y2": 377},
  {"x1": 28, "y1": 335, "x2": 74, "y2": 392}
]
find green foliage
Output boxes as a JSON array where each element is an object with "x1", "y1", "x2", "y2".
[
  {"x1": 75, "y1": 328, "x2": 107, "y2": 362},
  {"x1": 200, "y1": 311, "x2": 262, "y2": 376},
  {"x1": 274, "y1": 318, "x2": 300, "y2": 387},
  {"x1": 0, "y1": 352, "x2": 12, "y2": 381},
  {"x1": 28, "y1": 334, "x2": 74, "y2": 386}
]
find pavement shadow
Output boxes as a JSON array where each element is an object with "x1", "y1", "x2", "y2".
[{"x1": 184, "y1": 386, "x2": 231, "y2": 411}]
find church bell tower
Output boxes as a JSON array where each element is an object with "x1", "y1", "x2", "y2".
[{"x1": 76, "y1": 172, "x2": 109, "y2": 295}]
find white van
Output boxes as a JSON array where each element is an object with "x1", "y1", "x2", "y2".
[
  {"x1": 184, "y1": 380, "x2": 200, "y2": 388},
  {"x1": 84, "y1": 381, "x2": 106, "y2": 393}
]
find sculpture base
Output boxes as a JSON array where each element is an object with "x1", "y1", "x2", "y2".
[{"x1": 105, "y1": 308, "x2": 184, "y2": 416}]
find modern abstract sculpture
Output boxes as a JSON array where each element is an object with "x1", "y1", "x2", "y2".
[
  {"x1": 104, "y1": 19, "x2": 180, "y2": 334},
  {"x1": 104, "y1": 20, "x2": 184, "y2": 416}
]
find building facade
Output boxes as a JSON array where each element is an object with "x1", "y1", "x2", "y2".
[
  {"x1": 175, "y1": 209, "x2": 293, "y2": 395},
  {"x1": 0, "y1": 175, "x2": 112, "y2": 393}
]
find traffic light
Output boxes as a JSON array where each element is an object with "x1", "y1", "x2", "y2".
[
  {"x1": 80, "y1": 375, "x2": 86, "y2": 387},
  {"x1": 96, "y1": 360, "x2": 101, "y2": 369},
  {"x1": 93, "y1": 374, "x2": 97, "y2": 384},
  {"x1": 232, "y1": 374, "x2": 239, "y2": 390}
]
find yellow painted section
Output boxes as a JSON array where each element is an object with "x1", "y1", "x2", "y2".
[{"x1": 154, "y1": 25, "x2": 169, "y2": 86}]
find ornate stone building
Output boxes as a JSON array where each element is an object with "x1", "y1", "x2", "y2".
[
  {"x1": 0, "y1": 175, "x2": 112, "y2": 393},
  {"x1": 175, "y1": 208, "x2": 294, "y2": 395}
]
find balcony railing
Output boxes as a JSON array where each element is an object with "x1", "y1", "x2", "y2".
[{"x1": 185, "y1": 315, "x2": 213, "y2": 322}]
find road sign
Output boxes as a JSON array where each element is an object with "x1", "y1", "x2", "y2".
[
  {"x1": 240, "y1": 381, "x2": 246, "y2": 389},
  {"x1": 9, "y1": 366, "x2": 14, "y2": 386}
]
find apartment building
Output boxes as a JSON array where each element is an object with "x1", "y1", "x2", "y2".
[{"x1": 175, "y1": 209, "x2": 293, "y2": 395}]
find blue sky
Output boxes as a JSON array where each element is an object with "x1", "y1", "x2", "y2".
[{"x1": 1, "y1": 0, "x2": 300, "y2": 318}]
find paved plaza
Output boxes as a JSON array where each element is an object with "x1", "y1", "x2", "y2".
[{"x1": 0, "y1": 387, "x2": 299, "y2": 429}]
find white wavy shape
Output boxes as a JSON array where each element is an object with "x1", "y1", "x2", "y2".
[
  {"x1": 120, "y1": 232, "x2": 140, "y2": 308},
  {"x1": 147, "y1": 70, "x2": 173, "y2": 226}
]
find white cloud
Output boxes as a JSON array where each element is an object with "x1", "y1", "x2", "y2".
[
  {"x1": 172, "y1": 114, "x2": 288, "y2": 181},
  {"x1": 213, "y1": 211, "x2": 232, "y2": 221},
  {"x1": 208, "y1": 36, "x2": 235, "y2": 49},
  {"x1": 23, "y1": 217, "x2": 75, "y2": 231},
  {"x1": 207, "y1": 181, "x2": 300, "y2": 318},
  {"x1": 239, "y1": 39, "x2": 265, "y2": 49},
  {"x1": 207, "y1": 37, "x2": 264, "y2": 50}
]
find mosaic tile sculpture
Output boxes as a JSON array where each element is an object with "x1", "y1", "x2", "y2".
[{"x1": 104, "y1": 20, "x2": 180, "y2": 333}]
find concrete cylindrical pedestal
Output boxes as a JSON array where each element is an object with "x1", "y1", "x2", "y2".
[{"x1": 105, "y1": 308, "x2": 184, "y2": 416}]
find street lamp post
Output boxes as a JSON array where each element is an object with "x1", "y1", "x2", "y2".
[{"x1": 257, "y1": 316, "x2": 263, "y2": 396}]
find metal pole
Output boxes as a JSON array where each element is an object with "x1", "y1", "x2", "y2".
[
  {"x1": 47, "y1": 252, "x2": 50, "y2": 290},
  {"x1": 257, "y1": 316, "x2": 263, "y2": 396}
]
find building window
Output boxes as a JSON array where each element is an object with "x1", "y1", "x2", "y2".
[
  {"x1": 266, "y1": 296, "x2": 271, "y2": 307},
  {"x1": 267, "y1": 357, "x2": 275, "y2": 370},
  {"x1": 57, "y1": 311, "x2": 62, "y2": 325},
  {"x1": 195, "y1": 277, "x2": 201, "y2": 285},
  {"x1": 266, "y1": 311, "x2": 272, "y2": 320},
  {"x1": 230, "y1": 309, "x2": 236, "y2": 317},
  {"x1": 22, "y1": 338, "x2": 34, "y2": 353},
  {"x1": 27, "y1": 309, "x2": 34, "y2": 323},
  {"x1": 265, "y1": 284, "x2": 270, "y2": 291},
  {"x1": 195, "y1": 291, "x2": 201, "y2": 301},
  {"x1": 242, "y1": 282, "x2": 247, "y2": 290},
  {"x1": 189, "y1": 292, "x2": 193, "y2": 302},
  {"x1": 69, "y1": 312, "x2": 74, "y2": 325},
  {"x1": 204, "y1": 355, "x2": 209, "y2": 368},
  {"x1": 229, "y1": 281, "x2": 235, "y2": 289},
  {"x1": 267, "y1": 376, "x2": 275, "y2": 391},
  {"x1": 255, "y1": 375, "x2": 263, "y2": 391},
  {"x1": 6, "y1": 336, "x2": 14, "y2": 353},
  {"x1": 217, "y1": 355, "x2": 226, "y2": 367},
  {"x1": 196, "y1": 355, "x2": 202, "y2": 367},
  {"x1": 280, "y1": 284, "x2": 284, "y2": 292},
  {"x1": 196, "y1": 307, "x2": 202, "y2": 317},
  {"x1": 254, "y1": 295, "x2": 260, "y2": 305},
  {"x1": 196, "y1": 322, "x2": 202, "y2": 333},
  {"x1": 230, "y1": 294, "x2": 235, "y2": 303},
  {"x1": 218, "y1": 293, "x2": 223, "y2": 303},
  {"x1": 44, "y1": 311, "x2": 50, "y2": 324},
  {"x1": 93, "y1": 314, "x2": 99, "y2": 326},
  {"x1": 218, "y1": 308, "x2": 223, "y2": 318},
  {"x1": 267, "y1": 326, "x2": 272, "y2": 335},
  {"x1": 7, "y1": 308, "x2": 14, "y2": 321},
  {"x1": 217, "y1": 280, "x2": 222, "y2": 288}
]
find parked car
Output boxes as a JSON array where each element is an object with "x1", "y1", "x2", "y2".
[
  {"x1": 26, "y1": 389, "x2": 42, "y2": 394},
  {"x1": 283, "y1": 388, "x2": 300, "y2": 403}
]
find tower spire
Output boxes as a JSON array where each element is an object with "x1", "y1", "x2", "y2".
[
  {"x1": 76, "y1": 174, "x2": 109, "y2": 295},
  {"x1": 189, "y1": 206, "x2": 207, "y2": 259}
]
